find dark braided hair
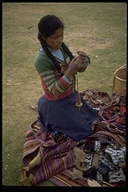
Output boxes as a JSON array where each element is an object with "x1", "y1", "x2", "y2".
[{"x1": 37, "y1": 15, "x2": 74, "y2": 75}]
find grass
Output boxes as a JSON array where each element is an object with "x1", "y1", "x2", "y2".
[{"x1": 2, "y1": 2, "x2": 127, "y2": 186}]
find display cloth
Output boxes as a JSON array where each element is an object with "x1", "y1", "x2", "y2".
[{"x1": 19, "y1": 89, "x2": 126, "y2": 187}]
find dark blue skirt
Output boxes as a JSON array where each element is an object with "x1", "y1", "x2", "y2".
[{"x1": 37, "y1": 91, "x2": 99, "y2": 141}]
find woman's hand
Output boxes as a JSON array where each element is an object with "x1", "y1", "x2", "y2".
[
  {"x1": 77, "y1": 51, "x2": 90, "y2": 72},
  {"x1": 68, "y1": 56, "x2": 82, "y2": 73},
  {"x1": 77, "y1": 51, "x2": 87, "y2": 65},
  {"x1": 64, "y1": 56, "x2": 82, "y2": 81}
]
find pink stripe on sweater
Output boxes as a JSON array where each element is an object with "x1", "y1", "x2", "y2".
[{"x1": 41, "y1": 79, "x2": 73, "y2": 101}]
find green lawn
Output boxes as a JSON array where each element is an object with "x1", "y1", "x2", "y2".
[{"x1": 2, "y1": 2, "x2": 127, "y2": 186}]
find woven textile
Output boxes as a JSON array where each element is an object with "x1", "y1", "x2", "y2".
[
  {"x1": 20, "y1": 120, "x2": 77, "y2": 186},
  {"x1": 19, "y1": 89, "x2": 126, "y2": 187}
]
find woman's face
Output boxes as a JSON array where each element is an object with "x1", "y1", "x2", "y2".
[{"x1": 44, "y1": 28, "x2": 64, "y2": 50}]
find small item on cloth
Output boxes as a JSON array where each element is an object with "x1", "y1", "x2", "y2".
[
  {"x1": 104, "y1": 145, "x2": 126, "y2": 166},
  {"x1": 83, "y1": 166, "x2": 97, "y2": 179},
  {"x1": 87, "y1": 178, "x2": 102, "y2": 187},
  {"x1": 73, "y1": 147, "x2": 87, "y2": 171},
  {"x1": 108, "y1": 168, "x2": 125, "y2": 184},
  {"x1": 72, "y1": 168, "x2": 84, "y2": 180},
  {"x1": 83, "y1": 138, "x2": 111, "y2": 153},
  {"x1": 96, "y1": 162, "x2": 112, "y2": 176}
]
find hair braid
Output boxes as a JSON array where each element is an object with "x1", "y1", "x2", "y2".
[
  {"x1": 38, "y1": 33, "x2": 75, "y2": 76},
  {"x1": 61, "y1": 42, "x2": 74, "y2": 60},
  {"x1": 38, "y1": 35, "x2": 63, "y2": 75},
  {"x1": 37, "y1": 15, "x2": 75, "y2": 76}
]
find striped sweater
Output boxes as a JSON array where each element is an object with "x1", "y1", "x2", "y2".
[{"x1": 35, "y1": 47, "x2": 75, "y2": 100}]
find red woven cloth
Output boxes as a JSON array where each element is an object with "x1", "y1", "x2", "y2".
[{"x1": 19, "y1": 89, "x2": 126, "y2": 186}]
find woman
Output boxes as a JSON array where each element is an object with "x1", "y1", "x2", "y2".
[{"x1": 35, "y1": 15, "x2": 99, "y2": 142}]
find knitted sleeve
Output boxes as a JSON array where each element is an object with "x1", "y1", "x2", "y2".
[{"x1": 35, "y1": 53, "x2": 73, "y2": 97}]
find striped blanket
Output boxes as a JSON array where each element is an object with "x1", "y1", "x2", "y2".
[{"x1": 19, "y1": 89, "x2": 126, "y2": 187}]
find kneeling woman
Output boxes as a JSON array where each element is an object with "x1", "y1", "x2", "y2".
[{"x1": 34, "y1": 15, "x2": 99, "y2": 142}]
